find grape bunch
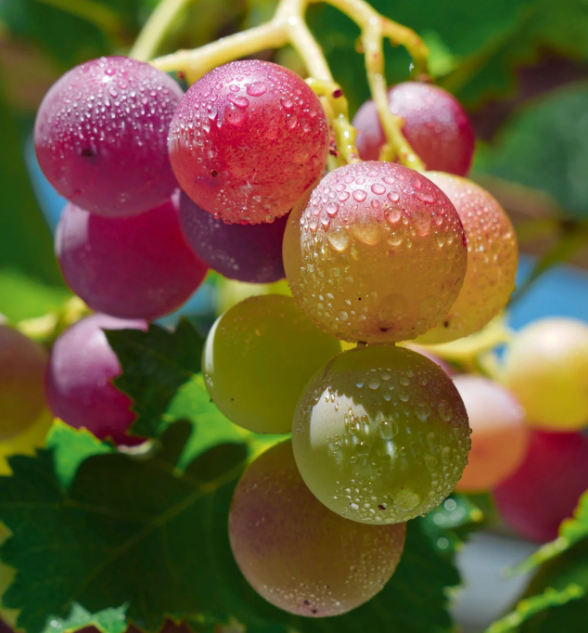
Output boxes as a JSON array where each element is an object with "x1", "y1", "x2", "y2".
[{"x1": 22, "y1": 44, "x2": 529, "y2": 619}]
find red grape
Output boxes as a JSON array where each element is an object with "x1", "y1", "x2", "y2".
[
  {"x1": 352, "y1": 82, "x2": 475, "y2": 176},
  {"x1": 35, "y1": 56, "x2": 184, "y2": 217},
  {"x1": 0, "y1": 326, "x2": 47, "y2": 441},
  {"x1": 168, "y1": 60, "x2": 329, "y2": 224},
  {"x1": 45, "y1": 314, "x2": 147, "y2": 445},
  {"x1": 56, "y1": 196, "x2": 208, "y2": 321},
  {"x1": 494, "y1": 430, "x2": 588, "y2": 542},
  {"x1": 179, "y1": 193, "x2": 286, "y2": 283}
]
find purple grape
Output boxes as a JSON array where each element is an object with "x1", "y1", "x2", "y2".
[
  {"x1": 34, "y1": 56, "x2": 184, "y2": 217},
  {"x1": 56, "y1": 196, "x2": 208, "y2": 321},
  {"x1": 352, "y1": 82, "x2": 475, "y2": 176},
  {"x1": 179, "y1": 193, "x2": 287, "y2": 283},
  {"x1": 168, "y1": 60, "x2": 330, "y2": 224},
  {"x1": 46, "y1": 314, "x2": 147, "y2": 445}
]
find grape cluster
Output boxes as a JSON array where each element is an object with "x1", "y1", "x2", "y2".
[{"x1": 15, "y1": 48, "x2": 563, "y2": 618}]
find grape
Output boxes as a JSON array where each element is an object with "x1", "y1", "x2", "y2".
[
  {"x1": 203, "y1": 295, "x2": 340, "y2": 434},
  {"x1": 502, "y1": 318, "x2": 588, "y2": 430},
  {"x1": 416, "y1": 173, "x2": 518, "y2": 344},
  {"x1": 168, "y1": 60, "x2": 330, "y2": 224},
  {"x1": 179, "y1": 192, "x2": 287, "y2": 283},
  {"x1": 229, "y1": 439, "x2": 406, "y2": 616},
  {"x1": 453, "y1": 376, "x2": 528, "y2": 492},
  {"x1": 282, "y1": 161, "x2": 467, "y2": 343},
  {"x1": 216, "y1": 278, "x2": 291, "y2": 315},
  {"x1": 46, "y1": 314, "x2": 147, "y2": 445},
  {"x1": 494, "y1": 430, "x2": 588, "y2": 542},
  {"x1": 292, "y1": 345, "x2": 470, "y2": 524},
  {"x1": 56, "y1": 197, "x2": 208, "y2": 321},
  {"x1": 0, "y1": 409, "x2": 53, "y2": 476},
  {"x1": 34, "y1": 56, "x2": 183, "y2": 217},
  {"x1": 352, "y1": 82, "x2": 475, "y2": 176},
  {"x1": 0, "y1": 326, "x2": 47, "y2": 441}
]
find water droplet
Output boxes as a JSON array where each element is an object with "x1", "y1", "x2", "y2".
[
  {"x1": 352, "y1": 189, "x2": 367, "y2": 202},
  {"x1": 246, "y1": 81, "x2": 267, "y2": 96}
]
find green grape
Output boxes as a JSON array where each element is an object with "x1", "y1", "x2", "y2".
[
  {"x1": 0, "y1": 325, "x2": 47, "y2": 441},
  {"x1": 229, "y1": 440, "x2": 406, "y2": 616},
  {"x1": 203, "y1": 295, "x2": 341, "y2": 433},
  {"x1": 292, "y1": 345, "x2": 470, "y2": 524},
  {"x1": 502, "y1": 318, "x2": 588, "y2": 430}
]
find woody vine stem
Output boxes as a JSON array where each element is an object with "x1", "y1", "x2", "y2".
[{"x1": 129, "y1": 0, "x2": 429, "y2": 169}]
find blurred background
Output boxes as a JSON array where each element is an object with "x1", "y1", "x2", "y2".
[{"x1": 2, "y1": 0, "x2": 588, "y2": 630}]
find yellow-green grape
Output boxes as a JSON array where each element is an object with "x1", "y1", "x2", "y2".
[
  {"x1": 0, "y1": 325, "x2": 47, "y2": 441},
  {"x1": 203, "y1": 295, "x2": 341, "y2": 433},
  {"x1": 292, "y1": 345, "x2": 470, "y2": 524},
  {"x1": 417, "y1": 173, "x2": 518, "y2": 344},
  {"x1": 283, "y1": 161, "x2": 467, "y2": 343},
  {"x1": 503, "y1": 318, "x2": 588, "y2": 430},
  {"x1": 0, "y1": 408, "x2": 53, "y2": 475},
  {"x1": 215, "y1": 277, "x2": 291, "y2": 315},
  {"x1": 229, "y1": 440, "x2": 406, "y2": 616}
]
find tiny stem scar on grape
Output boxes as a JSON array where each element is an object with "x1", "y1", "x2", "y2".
[{"x1": 138, "y1": 0, "x2": 429, "y2": 169}]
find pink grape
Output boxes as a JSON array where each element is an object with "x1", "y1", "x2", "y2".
[
  {"x1": 56, "y1": 197, "x2": 208, "y2": 321},
  {"x1": 45, "y1": 314, "x2": 147, "y2": 445},
  {"x1": 352, "y1": 82, "x2": 475, "y2": 176},
  {"x1": 494, "y1": 430, "x2": 588, "y2": 542},
  {"x1": 34, "y1": 56, "x2": 184, "y2": 217},
  {"x1": 229, "y1": 440, "x2": 406, "y2": 616},
  {"x1": 453, "y1": 376, "x2": 529, "y2": 492},
  {"x1": 168, "y1": 60, "x2": 330, "y2": 224},
  {"x1": 179, "y1": 193, "x2": 287, "y2": 283},
  {"x1": 0, "y1": 326, "x2": 47, "y2": 441},
  {"x1": 283, "y1": 161, "x2": 467, "y2": 343}
]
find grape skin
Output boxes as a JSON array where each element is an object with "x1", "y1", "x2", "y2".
[
  {"x1": 453, "y1": 376, "x2": 529, "y2": 492},
  {"x1": 203, "y1": 295, "x2": 340, "y2": 434},
  {"x1": 352, "y1": 82, "x2": 475, "y2": 176},
  {"x1": 0, "y1": 326, "x2": 47, "y2": 441},
  {"x1": 229, "y1": 440, "x2": 406, "y2": 616},
  {"x1": 283, "y1": 161, "x2": 467, "y2": 343},
  {"x1": 417, "y1": 173, "x2": 518, "y2": 344},
  {"x1": 168, "y1": 60, "x2": 330, "y2": 224},
  {"x1": 179, "y1": 193, "x2": 287, "y2": 283},
  {"x1": 46, "y1": 314, "x2": 147, "y2": 445},
  {"x1": 494, "y1": 430, "x2": 588, "y2": 542},
  {"x1": 502, "y1": 318, "x2": 588, "y2": 430},
  {"x1": 56, "y1": 197, "x2": 208, "y2": 321},
  {"x1": 292, "y1": 345, "x2": 470, "y2": 524},
  {"x1": 34, "y1": 56, "x2": 184, "y2": 217}
]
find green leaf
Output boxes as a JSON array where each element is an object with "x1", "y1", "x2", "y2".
[
  {"x1": 40, "y1": 603, "x2": 128, "y2": 633},
  {"x1": 0, "y1": 418, "x2": 468, "y2": 633},
  {"x1": 106, "y1": 320, "x2": 204, "y2": 438},
  {"x1": 475, "y1": 84, "x2": 588, "y2": 220}
]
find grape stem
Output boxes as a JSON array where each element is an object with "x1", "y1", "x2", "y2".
[{"x1": 147, "y1": 0, "x2": 429, "y2": 168}]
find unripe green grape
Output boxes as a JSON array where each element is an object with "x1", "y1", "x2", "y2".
[
  {"x1": 502, "y1": 318, "x2": 588, "y2": 430},
  {"x1": 417, "y1": 173, "x2": 518, "y2": 344},
  {"x1": 292, "y1": 345, "x2": 470, "y2": 524},
  {"x1": 229, "y1": 440, "x2": 406, "y2": 617},
  {"x1": 203, "y1": 295, "x2": 340, "y2": 433},
  {"x1": 0, "y1": 326, "x2": 47, "y2": 440}
]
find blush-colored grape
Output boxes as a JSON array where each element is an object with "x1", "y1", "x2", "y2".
[
  {"x1": 34, "y1": 56, "x2": 183, "y2": 217},
  {"x1": 56, "y1": 197, "x2": 208, "y2": 321},
  {"x1": 179, "y1": 193, "x2": 287, "y2": 283},
  {"x1": 417, "y1": 173, "x2": 518, "y2": 344},
  {"x1": 45, "y1": 314, "x2": 147, "y2": 445},
  {"x1": 292, "y1": 345, "x2": 471, "y2": 524},
  {"x1": 494, "y1": 430, "x2": 588, "y2": 542},
  {"x1": 454, "y1": 375, "x2": 529, "y2": 492},
  {"x1": 0, "y1": 326, "x2": 47, "y2": 441},
  {"x1": 169, "y1": 60, "x2": 329, "y2": 224},
  {"x1": 229, "y1": 440, "x2": 406, "y2": 616},
  {"x1": 283, "y1": 161, "x2": 467, "y2": 343},
  {"x1": 352, "y1": 82, "x2": 475, "y2": 176}
]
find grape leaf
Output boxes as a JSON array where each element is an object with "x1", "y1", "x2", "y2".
[
  {"x1": 40, "y1": 604, "x2": 128, "y2": 633},
  {"x1": 0, "y1": 411, "x2": 475, "y2": 633},
  {"x1": 475, "y1": 84, "x2": 588, "y2": 221},
  {"x1": 106, "y1": 320, "x2": 204, "y2": 438}
]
